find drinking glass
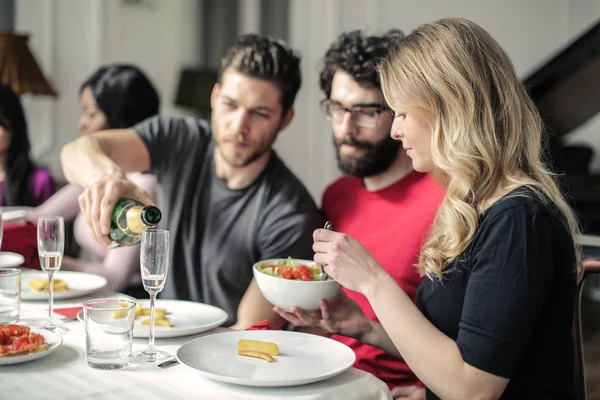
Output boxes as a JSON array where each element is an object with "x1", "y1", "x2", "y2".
[
  {"x1": 37, "y1": 217, "x2": 64, "y2": 332},
  {"x1": 84, "y1": 298, "x2": 136, "y2": 370},
  {"x1": 0, "y1": 268, "x2": 21, "y2": 323},
  {"x1": 132, "y1": 229, "x2": 171, "y2": 362}
]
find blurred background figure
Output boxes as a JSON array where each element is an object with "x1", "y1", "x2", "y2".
[
  {"x1": 78, "y1": 64, "x2": 161, "y2": 136},
  {"x1": 0, "y1": 83, "x2": 55, "y2": 207},
  {"x1": 28, "y1": 64, "x2": 160, "y2": 296}
]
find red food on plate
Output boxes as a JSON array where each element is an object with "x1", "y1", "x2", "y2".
[{"x1": 0, "y1": 323, "x2": 49, "y2": 357}]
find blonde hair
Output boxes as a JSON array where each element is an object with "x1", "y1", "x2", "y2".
[{"x1": 378, "y1": 18, "x2": 581, "y2": 279}]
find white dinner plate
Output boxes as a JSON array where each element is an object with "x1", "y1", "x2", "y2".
[
  {"x1": 176, "y1": 330, "x2": 356, "y2": 387},
  {"x1": 0, "y1": 328, "x2": 63, "y2": 366},
  {"x1": 77, "y1": 299, "x2": 228, "y2": 339},
  {"x1": 21, "y1": 270, "x2": 108, "y2": 301},
  {"x1": 1, "y1": 209, "x2": 27, "y2": 223},
  {"x1": 0, "y1": 252, "x2": 25, "y2": 268}
]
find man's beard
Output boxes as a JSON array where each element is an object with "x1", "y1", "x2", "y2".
[
  {"x1": 217, "y1": 141, "x2": 268, "y2": 168},
  {"x1": 213, "y1": 116, "x2": 282, "y2": 168},
  {"x1": 334, "y1": 135, "x2": 401, "y2": 178}
]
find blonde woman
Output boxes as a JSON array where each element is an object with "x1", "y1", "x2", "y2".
[{"x1": 277, "y1": 18, "x2": 580, "y2": 399}]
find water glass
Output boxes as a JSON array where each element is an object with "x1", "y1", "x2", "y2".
[
  {"x1": 0, "y1": 268, "x2": 20, "y2": 323},
  {"x1": 84, "y1": 298, "x2": 136, "y2": 370}
]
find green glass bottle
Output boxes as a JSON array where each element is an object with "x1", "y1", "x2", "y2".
[{"x1": 108, "y1": 198, "x2": 162, "y2": 247}]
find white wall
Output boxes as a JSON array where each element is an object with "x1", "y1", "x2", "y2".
[
  {"x1": 14, "y1": 0, "x2": 202, "y2": 179},
  {"x1": 101, "y1": 0, "x2": 202, "y2": 116},
  {"x1": 16, "y1": 0, "x2": 98, "y2": 177},
  {"x1": 283, "y1": 0, "x2": 600, "y2": 203},
  {"x1": 13, "y1": 0, "x2": 600, "y2": 202}
]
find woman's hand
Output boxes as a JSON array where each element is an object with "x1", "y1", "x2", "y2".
[
  {"x1": 273, "y1": 291, "x2": 372, "y2": 340},
  {"x1": 312, "y1": 228, "x2": 389, "y2": 295}
]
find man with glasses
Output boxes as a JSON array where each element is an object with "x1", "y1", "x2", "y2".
[{"x1": 252, "y1": 30, "x2": 445, "y2": 399}]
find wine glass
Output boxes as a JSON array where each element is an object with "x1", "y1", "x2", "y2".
[
  {"x1": 132, "y1": 229, "x2": 171, "y2": 362},
  {"x1": 37, "y1": 217, "x2": 65, "y2": 332}
]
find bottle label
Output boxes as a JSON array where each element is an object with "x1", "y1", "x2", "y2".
[
  {"x1": 110, "y1": 198, "x2": 146, "y2": 246},
  {"x1": 123, "y1": 206, "x2": 146, "y2": 234}
]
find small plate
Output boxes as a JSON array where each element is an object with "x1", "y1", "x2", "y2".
[
  {"x1": 176, "y1": 330, "x2": 356, "y2": 387},
  {"x1": 21, "y1": 271, "x2": 108, "y2": 301},
  {"x1": 77, "y1": 299, "x2": 228, "y2": 338},
  {"x1": 1, "y1": 209, "x2": 27, "y2": 223},
  {"x1": 0, "y1": 328, "x2": 63, "y2": 366},
  {"x1": 0, "y1": 252, "x2": 25, "y2": 268}
]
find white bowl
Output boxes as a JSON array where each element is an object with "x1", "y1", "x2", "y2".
[{"x1": 253, "y1": 258, "x2": 341, "y2": 312}]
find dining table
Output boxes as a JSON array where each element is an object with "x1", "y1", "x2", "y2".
[{"x1": 1, "y1": 287, "x2": 393, "y2": 400}]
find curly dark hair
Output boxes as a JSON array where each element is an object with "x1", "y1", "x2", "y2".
[
  {"x1": 319, "y1": 29, "x2": 405, "y2": 97},
  {"x1": 219, "y1": 34, "x2": 301, "y2": 114}
]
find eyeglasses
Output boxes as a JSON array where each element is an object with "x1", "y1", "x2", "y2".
[{"x1": 320, "y1": 99, "x2": 391, "y2": 129}]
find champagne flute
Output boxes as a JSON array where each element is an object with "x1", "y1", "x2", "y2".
[
  {"x1": 132, "y1": 229, "x2": 171, "y2": 362},
  {"x1": 37, "y1": 217, "x2": 64, "y2": 332}
]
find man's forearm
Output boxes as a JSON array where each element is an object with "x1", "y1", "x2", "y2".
[
  {"x1": 361, "y1": 319, "x2": 403, "y2": 359},
  {"x1": 60, "y1": 136, "x2": 124, "y2": 187},
  {"x1": 231, "y1": 279, "x2": 274, "y2": 330}
]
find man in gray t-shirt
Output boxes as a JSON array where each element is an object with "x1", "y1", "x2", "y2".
[
  {"x1": 134, "y1": 115, "x2": 321, "y2": 325},
  {"x1": 60, "y1": 34, "x2": 322, "y2": 328}
]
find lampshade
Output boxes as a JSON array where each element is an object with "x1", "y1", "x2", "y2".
[{"x1": 0, "y1": 31, "x2": 57, "y2": 96}]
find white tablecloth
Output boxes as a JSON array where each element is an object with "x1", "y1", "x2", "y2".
[{"x1": 1, "y1": 293, "x2": 392, "y2": 400}]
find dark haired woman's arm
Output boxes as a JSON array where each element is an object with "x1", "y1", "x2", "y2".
[
  {"x1": 60, "y1": 246, "x2": 137, "y2": 292},
  {"x1": 27, "y1": 184, "x2": 82, "y2": 222}
]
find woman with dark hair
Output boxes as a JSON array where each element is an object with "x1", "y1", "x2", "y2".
[
  {"x1": 0, "y1": 84, "x2": 55, "y2": 206},
  {"x1": 78, "y1": 64, "x2": 160, "y2": 133},
  {"x1": 29, "y1": 64, "x2": 160, "y2": 295}
]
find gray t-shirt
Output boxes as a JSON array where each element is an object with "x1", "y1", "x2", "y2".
[{"x1": 135, "y1": 116, "x2": 323, "y2": 325}]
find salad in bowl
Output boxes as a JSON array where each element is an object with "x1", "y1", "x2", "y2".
[{"x1": 253, "y1": 258, "x2": 341, "y2": 311}]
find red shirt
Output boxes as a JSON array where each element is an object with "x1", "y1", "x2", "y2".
[
  {"x1": 249, "y1": 171, "x2": 444, "y2": 389},
  {"x1": 323, "y1": 171, "x2": 444, "y2": 388}
]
